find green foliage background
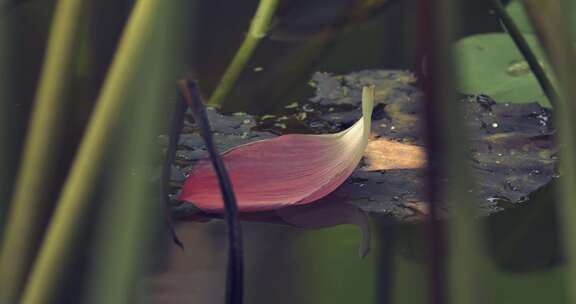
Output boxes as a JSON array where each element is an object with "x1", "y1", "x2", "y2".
[{"x1": 0, "y1": 0, "x2": 575, "y2": 303}]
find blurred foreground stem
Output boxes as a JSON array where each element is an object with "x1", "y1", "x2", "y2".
[
  {"x1": 419, "y1": 0, "x2": 485, "y2": 303},
  {"x1": 0, "y1": 1, "x2": 86, "y2": 302},
  {"x1": 20, "y1": 1, "x2": 165, "y2": 303},
  {"x1": 208, "y1": 0, "x2": 279, "y2": 108},
  {"x1": 522, "y1": 0, "x2": 576, "y2": 302}
]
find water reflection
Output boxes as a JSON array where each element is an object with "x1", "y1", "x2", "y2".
[{"x1": 146, "y1": 185, "x2": 569, "y2": 304}]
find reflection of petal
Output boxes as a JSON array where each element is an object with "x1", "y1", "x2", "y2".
[
  {"x1": 179, "y1": 86, "x2": 375, "y2": 212},
  {"x1": 276, "y1": 197, "x2": 371, "y2": 257},
  {"x1": 363, "y1": 137, "x2": 426, "y2": 171}
]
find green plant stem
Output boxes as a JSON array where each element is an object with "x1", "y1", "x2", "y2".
[
  {"x1": 19, "y1": 1, "x2": 164, "y2": 303},
  {"x1": 83, "y1": 3, "x2": 194, "y2": 302},
  {"x1": 83, "y1": 25, "x2": 169, "y2": 304},
  {"x1": 491, "y1": 0, "x2": 559, "y2": 107},
  {"x1": 0, "y1": 0, "x2": 17, "y2": 231},
  {"x1": 420, "y1": 0, "x2": 486, "y2": 303},
  {"x1": 162, "y1": 91, "x2": 187, "y2": 249},
  {"x1": 208, "y1": 0, "x2": 279, "y2": 108},
  {"x1": 522, "y1": 1, "x2": 576, "y2": 302},
  {"x1": 0, "y1": 1, "x2": 85, "y2": 303}
]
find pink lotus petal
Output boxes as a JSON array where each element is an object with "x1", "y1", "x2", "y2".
[{"x1": 179, "y1": 86, "x2": 375, "y2": 212}]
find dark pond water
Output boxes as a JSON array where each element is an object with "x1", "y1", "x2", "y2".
[
  {"x1": 147, "y1": 189, "x2": 566, "y2": 303},
  {"x1": 146, "y1": 1, "x2": 569, "y2": 303}
]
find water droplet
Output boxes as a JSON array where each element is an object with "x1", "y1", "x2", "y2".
[
  {"x1": 506, "y1": 60, "x2": 531, "y2": 77},
  {"x1": 302, "y1": 104, "x2": 315, "y2": 112},
  {"x1": 529, "y1": 169, "x2": 541, "y2": 175},
  {"x1": 505, "y1": 180, "x2": 519, "y2": 191},
  {"x1": 309, "y1": 121, "x2": 325, "y2": 128},
  {"x1": 476, "y1": 94, "x2": 495, "y2": 110},
  {"x1": 285, "y1": 102, "x2": 299, "y2": 109},
  {"x1": 486, "y1": 197, "x2": 500, "y2": 204},
  {"x1": 535, "y1": 112, "x2": 549, "y2": 127},
  {"x1": 486, "y1": 196, "x2": 513, "y2": 207}
]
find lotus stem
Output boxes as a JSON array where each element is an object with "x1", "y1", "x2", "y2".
[
  {"x1": 0, "y1": 1, "x2": 86, "y2": 303},
  {"x1": 208, "y1": 0, "x2": 279, "y2": 108},
  {"x1": 522, "y1": 0, "x2": 576, "y2": 302},
  {"x1": 162, "y1": 90, "x2": 188, "y2": 249},
  {"x1": 19, "y1": 1, "x2": 164, "y2": 303},
  {"x1": 181, "y1": 79, "x2": 244, "y2": 304},
  {"x1": 490, "y1": 0, "x2": 558, "y2": 107},
  {"x1": 419, "y1": 0, "x2": 485, "y2": 303}
]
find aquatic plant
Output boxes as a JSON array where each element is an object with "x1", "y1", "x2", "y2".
[
  {"x1": 180, "y1": 86, "x2": 375, "y2": 212},
  {"x1": 0, "y1": 0, "x2": 574, "y2": 303}
]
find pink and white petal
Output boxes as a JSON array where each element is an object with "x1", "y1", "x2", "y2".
[{"x1": 179, "y1": 86, "x2": 375, "y2": 212}]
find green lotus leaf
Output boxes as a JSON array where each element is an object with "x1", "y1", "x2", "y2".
[{"x1": 454, "y1": 33, "x2": 552, "y2": 107}]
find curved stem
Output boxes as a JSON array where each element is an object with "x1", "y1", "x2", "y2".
[
  {"x1": 522, "y1": 1, "x2": 576, "y2": 302},
  {"x1": 181, "y1": 79, "x2": 244, "y2": 304},
  {"x1": 491, "y1": 0, "x2": 558, "y2": 107},
  {"x1": 208, "y1": 0, "x2": 279, "y2": 108},
  {"x1": 19, "y1": 1, "x2": 164, "y2": 302},
  {"x1": 0, "y1": 1, "x2": 86, "y2": 302}
]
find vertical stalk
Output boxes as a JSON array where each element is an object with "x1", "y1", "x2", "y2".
[
  {"x1": 84, "y1": 62, "x2": 165, "y2": 304},
  {"x1": 0, "y1": 1, "x2": 86, "y2": 303},
  {"x1": 81, "y1": 10, "x2": 173, "y2": 304},
  {"x1": 83, "y1": 1, "x2": 194, "y2": 302},
  {"x1": 419, "y1": 1, "x2": 447, "y2": 302},
  {"x1": 490, "y1": 0, "x2": 558, "y2": 106},
  {"x1": 208, "y1": 0, "x2": 279, "y2": 108},
  {"x1": 419, "y1": 0, "x2": 485, "y2": 303},
  {"x1": 19, "y1": 1, "x2": 165, "y2": 303},
  {"x1": 181, "y1": 80, "x2": 244, "y2": 304},
  {"x1": 522, "y1": 1, "x2": 576, "y2": 302},
  {"x1": 0, "y1": 0, "x2": 17, "y2": 231}
]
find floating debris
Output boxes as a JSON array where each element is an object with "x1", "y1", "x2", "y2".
[{"x1": 170, "y1": 70, "x2": 557, "y2": 223}]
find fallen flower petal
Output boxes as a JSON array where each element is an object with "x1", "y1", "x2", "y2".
[{"x1": 179, "y1": 86, "x2": 375, "y2": 212}]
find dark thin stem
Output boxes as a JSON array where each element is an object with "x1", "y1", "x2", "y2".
[
  {"x1": 179, "y1": 79, "x2": 244, "y2": 304},
  {"x1": 490, "y1": 0, "x2": 559, "y2": 106},
  {"x1": 418, "y1": 0, "x2": 446, "y2": 303},
  {"x1": 161, "y1": 95, "x2": 188, "y2": 249},
  {"x1": 375, "y1": 221, "x2": 396, "y2": 304}
]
